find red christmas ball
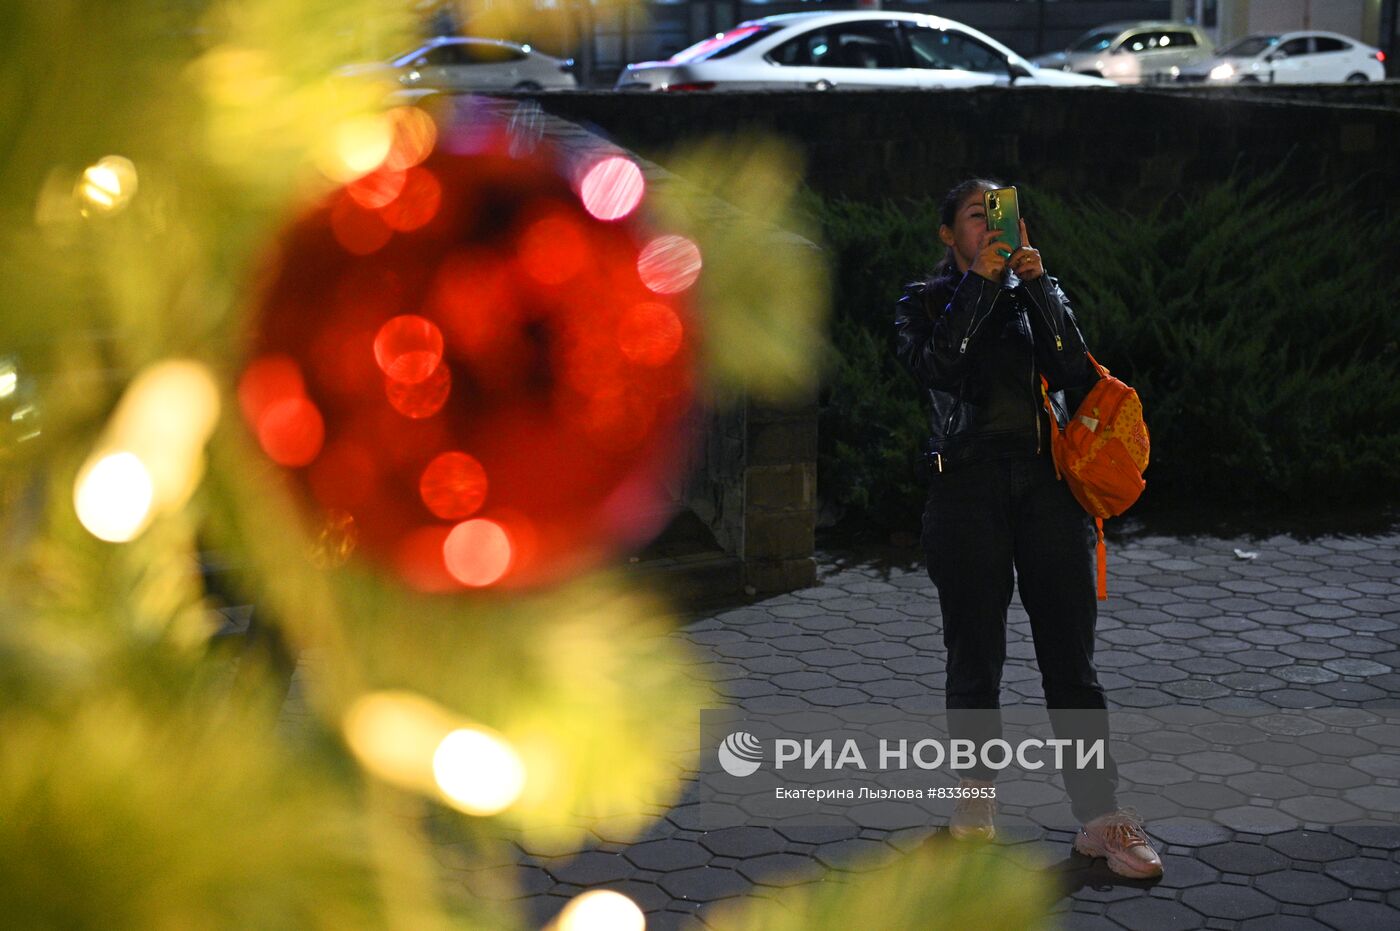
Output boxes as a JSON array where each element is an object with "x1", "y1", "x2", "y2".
[{"x1": 240, "y1": 105, "x2": 700, "y2": 591}]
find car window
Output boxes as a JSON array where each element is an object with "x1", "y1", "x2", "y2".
[
  {"x1": 1217, "y1": 34, "x2": 1280, "y2": 57},
  {"x1": 769, "y1": 22, "x2": 902, "y2": 69},
  {"x1": 1071, "y1": 29, "x2": 1118, "y2": 53},
  {"x1": 422, "y1": 46, "x2": 466, "y2": 66},
  {"x1": 671, "y1": 24, "x2": 776, "y2": 63},
  {"x1": 1120, "y1": 32, "x2": 1155, "y2": 53},
  {"x1": 1164, "y1": 31, "x2": 1197, "y2": 49},
  {"x1": 906, "y1": 27, "x2": 1006, "y2": 73},
  {"x1": 1312, "y1": 36, "x2": 1349, "y2": 53},
  {"x1": 1279, "y1": 37, "x2": 1312, "y2": 56},
  {"x1": 461, "y1": 43, "x2": 524, "y2": 64}
]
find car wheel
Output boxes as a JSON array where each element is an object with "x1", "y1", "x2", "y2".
[
  {"x1": 1238, "y1": 75, "x2": 1260, "y2": 84},
  {"x1": 1345, "y1": 72, "x2": 1369, "y2": 82},
  {"x1": 811, "y1": 79, "x2": 834, "y2": 91},
  {"x1": 513, "y1": 81, "x2": 543, "y2": 93}
]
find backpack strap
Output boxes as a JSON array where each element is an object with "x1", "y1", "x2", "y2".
[
  {"x1": 1094, "y1": 517, "x2": 1107, "y2": 601},
  {"x1": 1038, "y1": 375, "x2": 1062, "y2": 481},
  {"x1": 1044, "y1": 374, "x2": 1108, "y2": 599}
]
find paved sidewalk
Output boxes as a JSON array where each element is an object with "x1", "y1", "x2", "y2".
[{"x1": 453, "y1": 529, "x2": 1400, "y2": 931}]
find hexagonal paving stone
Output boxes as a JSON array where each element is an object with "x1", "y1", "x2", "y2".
[
  {"x1": 1297, "y1": 733, "x2": 1379, "y2": 759},
  {"x1": 624, "y1": 839, "x2": 711, "y2": 872},
  {"x1": 541, "y1": 850, "x2": 635, "y2": 887},
  {"x1": 1162, "y1": 782, "x2": 1246, "y2": 811},
  {"x1": 1343, "y1": 784, "x2": 1400, "y2": 816},
  {"x1": 1181, "y1": 883, "x2": 1278, "y2": 920},
  {"x1": 1100, "y1": 897, "x2": 1203, "y2": 931},
  {"x1": 1176, "y1": 751, "x2": 1255, "y2": 777},
  {"x1": 827, "y1": 663, "x2": 890, "y2": 684},
  {"x1": 1254, "y1": 868, "x2": 1350, "y2": 905},
  {"x1": 1323, "y1": 856, "x2": 1400, "y2": 890},
  {"x1": 1314, "y1": 900, "x2": 1400, "y2": 931},
  {"x1": 812, "y1": 838, "x2": 901, "y2": 872},
  {"x1": 1265, "y1": 829, "x2": 1359, "y2": 862},
  {"x1": 1196, "y1": 841, "x2": 1289, "y2": 875},
  {"x1": 697, "y1": 826, "x2": 787, "y2": 859},
  {"x1": 1214, "y1": 805, "x2": 1299, "y2": 834},
  {"x1": 656, "y1": 866, "x2": 752, "y2": 902},
  {"x1": 735, "y1": 852, "x2": 828, "y2": 886}
]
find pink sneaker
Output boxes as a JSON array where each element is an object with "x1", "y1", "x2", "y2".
[{"x1": 1073, "y1": 807, "x2": 1163, "y2": 879}]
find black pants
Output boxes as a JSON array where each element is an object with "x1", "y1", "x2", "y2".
[{"x1": 921, "y1": 448, "x2": 1120, "y2": 824}]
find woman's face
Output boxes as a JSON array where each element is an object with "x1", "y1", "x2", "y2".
[{"x1": 939, "y1": 189, "x2": 989, "y2": 272}]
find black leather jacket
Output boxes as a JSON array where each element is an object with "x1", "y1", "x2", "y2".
[{"x1": 894, "y1": 264, "x2": 1099, "y2": 472}]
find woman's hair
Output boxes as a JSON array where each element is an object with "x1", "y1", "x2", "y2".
[{"x1": 930, "y1": 177, "x2": 1005, "y2": 278}]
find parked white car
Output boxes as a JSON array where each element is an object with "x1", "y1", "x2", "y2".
[
  {"x1": 615, "y1": 12, "x2": 1116, "y2": 91},
  {"x1": 1032, "y1": 20, "x2": 1214, "y2": 84},
  {"x1": 1175, "y1": 31, "x2": 1386, "y2": 84},
  {"x1": 380, "y1": 37, "x2": 577, "y2": 92}
]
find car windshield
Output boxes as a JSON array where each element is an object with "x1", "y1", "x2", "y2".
[
  {"x1": 669, "y1": 25, "x2": 774, "y2": 63},
  {"x1": 1217, "y1": 35, "x2": 1280, "y2": 57},
  {"x1": 392, "y1": 44, "x2": 435, "y2": 67},
  {"x1": 1070, "y1": 30, "x2": 1118, "y2": 53}
]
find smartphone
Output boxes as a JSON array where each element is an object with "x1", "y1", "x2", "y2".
[{"x1": 982, "y1": 186, "x2": 1021, "y2": 258}]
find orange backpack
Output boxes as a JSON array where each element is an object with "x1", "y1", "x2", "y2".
[{"x1": 1039, "y1": 352, "x2": 1150, "y2": 600}]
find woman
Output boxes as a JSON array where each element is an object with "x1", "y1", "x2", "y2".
[{"x1": 893, "y1": 178, "x2": 1163, "y2": 880}]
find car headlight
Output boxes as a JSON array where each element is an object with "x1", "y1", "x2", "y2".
[
  {"x1": 1209, "y1": 63, "x2": 1235, "y2": 80},
  {"x1": 401, "y1": 70, "x2": 421, "y2": 85}
]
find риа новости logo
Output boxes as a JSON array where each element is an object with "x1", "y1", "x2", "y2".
[{"x1": 717, "y1": 731, "x2": 763, "y2": 776}]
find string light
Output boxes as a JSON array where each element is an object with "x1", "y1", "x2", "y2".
[
  {"x1": 432, "y1": 726, "x2": 527, "y2": 816},
  {"x1": 343, "y1": 691, "x2": 526, "y2": 816},
  {"x1": 76, "y1": 155, "x2": 138, "y2": 216},
  {"x1": 551, "y1": 890, "x2": 646, "y2": 931},
  {"x1": 73, "y1": 360, "x2": 220, "y2": 543},
  {"x1": 73, "y1": 452, "x2": 155, "y2": 543}
]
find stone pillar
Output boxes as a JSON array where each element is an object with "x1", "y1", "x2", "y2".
[{"x1": 742, "y1": 389, "x2": 818, "y2": 593}]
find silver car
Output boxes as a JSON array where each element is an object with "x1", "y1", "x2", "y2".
[
  {"x1": 1032, "y1": 20, "x2": 1214, "y2": 85},
  {"x1": 616, "y1": 12, "x2": 1115, "y2": 91},
  {"x1": 1175, "y1": 31, "x2": 1387, "y2": 84},
  {"x1": 390, "y1": 37, "x2": 577, "y2": 92}
]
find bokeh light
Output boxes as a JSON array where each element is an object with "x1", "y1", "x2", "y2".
[
  {"x1": 76, "y1": 155, "x2": 138, "y2": 216},
  {"x1": 618, "y1": 302, "x2": 684, "y2": 367},
  {"x1": 74, "y1": 451, "x2": 154, "y2": 543},
  {"x1": 637, "y1": 235, "x2": 702, "y2": 294},
  {"x1": 343, "y1": 691, "x2": 460, "y2": 793},
  {"x1": 256, "y1": 397, "x2": 325, "y2": 467},
  {"x1": 238, "y1": 355, "x2": 306, "y2": 425},
  {"x1": 384, "y1": 362, "x2": 451, "y2": 419},
  {"x1": 380, "y1": 168, "x2": 442, "y2": 232},
  {"x1": 432, "y1": 727, "x2": 527, "y2": 815},
  {"x1": 384, "y1": 106, "x2": 438, "y2": 171},
  {"x1": 443, "y1": 518, "x2": 512, "y2": 587},
  {"x1": 554, "y1": 890, "x2": 646, "y2": 931},
  {"x1": 579, "y1": 156, "x2": 645, "y2": 221},
  {"x1": 420, "y1": 451, "x2": 488, "y2": 520},
  {"x1": 347, "y1": 167, "x2": 407, "y2": 209},
  {"x1": 374, "y1": 315, "x2": 444, "y2": 385},
  {"x1": 330, "y1": 194, "x2": 393, "y2": 255},
  {"x1": 328, "y1": 113, "x2": 394, "y2": 181}
]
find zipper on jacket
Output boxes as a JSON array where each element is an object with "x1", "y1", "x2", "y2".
[
  {"x1": 934, "y1": 375, "x2": 966, "y2": 472},
  {"x1": 959, "y1": 280, "x2": 998, "y2": 354},
  {"x1": 1026, "y1": 279, "x2": 1063, "y2": 350}
]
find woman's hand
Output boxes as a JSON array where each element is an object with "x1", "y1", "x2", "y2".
[
  {"x1": 1009, "y1": 218, "x2": 1045, "y2": 281},
  {"x1": 970, "y1": 228, "x2": 1010, "y2": 282}
]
